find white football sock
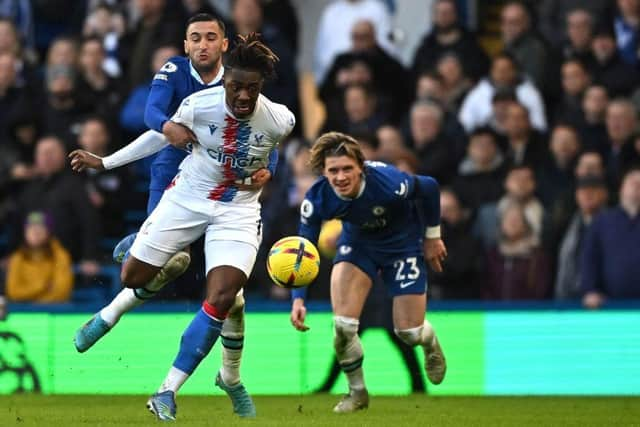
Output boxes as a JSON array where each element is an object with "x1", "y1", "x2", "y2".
[
  {"x1": 334, "y1": 316, "x2": 366, "y2": 391},
  {"x1": 158, "y1": 366, "x2": 189, "y2": 393},
  {"x1": 220, "y1": 296, "x2": 245, "y2": 386},
  {"x1": 99, "y1": 288, "x2": 149, "y2": 326}
]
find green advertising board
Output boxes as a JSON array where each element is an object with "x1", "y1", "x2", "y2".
[{"x1": 0, "y1": 311, "x2": 638, "y2": 395}]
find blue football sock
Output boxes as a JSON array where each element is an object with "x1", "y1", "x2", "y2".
[{"x1": 173, "y1": 309, "x2": 223, "y2": 375}]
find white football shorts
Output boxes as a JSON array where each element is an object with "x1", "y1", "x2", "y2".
[{"x1": 129, "y1": 186, "x2": 261, "y2": 278}]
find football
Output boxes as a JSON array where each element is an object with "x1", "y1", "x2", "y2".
[{"x1": 267, "y1": 236, "x2": 320, "y2": 288}]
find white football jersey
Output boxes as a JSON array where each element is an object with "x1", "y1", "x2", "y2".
[{"x1": 169, "y1": 86, "x2": 295, "y2": 204}]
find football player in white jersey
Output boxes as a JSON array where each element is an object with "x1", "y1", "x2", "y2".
[{"x1": 69, "y1": 34, "x2": 294, "y2": 421}]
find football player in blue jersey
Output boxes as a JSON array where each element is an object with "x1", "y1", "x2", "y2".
[
  {"x1": 289, "y1": 132, "x2": 447, "y2": 412},
  {"x1": 71, "y1": 14, "x2": 276, "y2": 418}
]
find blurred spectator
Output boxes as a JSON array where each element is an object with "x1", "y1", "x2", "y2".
[
  {"x1": 0, "y1": 18, "x2": 38, "y2": 87},
  {"x1": 0, "y1": 1, "x2": 34, "y2": 55},
  {"x1": 614, "y1": 0, "x2": 640, "y2": 67},
  {"x1": 561, "y1": 8, "x2": 596, "y2": 67},
  {"x1": 406, "y1": 100, "x2": 455, "y2": 184},
  {"x1": 82, "y1": 3, "x2": 126, "y2": 77},
  {"x1": 45, "y1": 36, "x2": 79, "y2": 68},
  {"x1": 474, "y1": 165, "x2": 544, "y2": 249},
  {"x1": 555, "y1": 58, "x2": 592, "y2": 124},
  {"x1": 545, "y1": 149, "x2": 609, "y2": 267},
  {"x1": 324, "y1": 83, "x2": 385, "y2": 135},
  {"x1": 537, "y1": 124, "x2": 581, "y2": 208},
  {"x1": 351, "y1": 131, "x2": 379, "y2": 161},
  {"x1": 428, "y1": 189, "x2": 483, "y2": 299},
  {"x1": 31, "y1": 0, "x2": 87, "y2": 60},
  {"x1": 435, "y1": 53, "x2": 472, "y2": 114},
  {"x1": 415, "y1": 70, "x2": 444, "y2": 103},
  {"x1": 590, "y1": 24, "x2": 639, "y2": 97},
  {"x1": 485, "y1": 201, "x2": 552, "y2": 300},
  {"x1": 119, "y1": 44, "x2": 179, "y2": 136},
  {"x1": 77, "y1": 116, "x2": 134, "y2": 238},
  {"x1": 262, "y1": 0, "x2": 299, "y2": 56},
  {"x1": 376, "y1": 124, "x2": 406, "y2": 162},
  {"x1": 0, "y1": 52, "x2": 32, "y2": 142},
  {"x1": 488, "y1": 87, "x2": 517, "y2": 138},
  {"x1": 321, "y1": 19, "x2": 411, "y2": 123},
  {"x1": 0, "y1": 111, "x2": 40, "y2": 218},
  {"x1": 10, "y1": 136, "x2": 101, "y2": 274},
  {"x1": 40, "y1": 64, "x2": 92, "y2": 148},
  {"x1": 314, "y1": 0, "x2": 392, "y2": 84},
  {"x1": 459, "y1": 52, "x2": 547, "y2": 133},
  {"x1": 120, "y1": 0, "x2": 182, "y2": 89},
  {"x1": 411, "y1": 0, "x2": 489, "y2": 83},
  {"x1": 621, "y1": 132, "x2": 640, "y2": 174},
  {"x1": 555, "y1": 175, "x2": 608, "y2": 300},
  {"x1": 581, "y1": 168, "x2": 640, "y2": 308},
  {"x1": 6, "y1": 211, "x2": 73, "y2": 303},
  {"x1": 503, "y1": 102, "x2": 548, "y2": 169},
  {"x1": 230, "y1": 0, "x2": 299, "y2": 120},
  {"x1": 77, "y1": 36, "x2": 123, "y2": 121},
  {"x1": 573, "y1": 84, "x2": 610, "y2": 154},
  {"x1": 501, "y1": 1, "x2": 552, "y2": 95},
  {"x1": 537, "y1": 0, "x2": 613, "y2": 46},
  {"x1": 181, "y1": 0, "x2": 223, "y2": 19},
  {"x1": 451, "y1": 127, "x2": 506, "y2": 212},
  {"x1": 605, "y1": 98, "x2": 637, "y2": 184}
]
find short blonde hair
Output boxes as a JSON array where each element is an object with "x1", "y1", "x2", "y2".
[{"x1": 309, "y1": 132, "x2": 365, "y2": 174}]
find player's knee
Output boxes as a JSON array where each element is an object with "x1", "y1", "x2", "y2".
[
  {"x1": 395, "y1": 326, "x2": 423, "y2": 347},
  {"x1": 333, "y1": 316, "x2": 359, "y2": 351}
]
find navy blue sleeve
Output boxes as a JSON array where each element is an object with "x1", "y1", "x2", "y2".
[
  {"x1": 144, "y1": 59, "x2": 182, "y2": 132},
  {"x1": 267, "y1": 149, "x2": 279, "y2": 176},
  {"x1": 292, "y1": 189, "x2": 324, "y2": 301},
  {"x1": 412, "y1": 175, "x2": 441, "y2": 228}
]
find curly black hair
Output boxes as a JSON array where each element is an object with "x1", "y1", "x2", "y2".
[{"x1": 224, "y1": 33, "x2": 279, "y2": 80}]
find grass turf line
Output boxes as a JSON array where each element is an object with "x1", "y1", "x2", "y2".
[{"x1": 1, "y1": 395, "x2": 639, "y2": 426}]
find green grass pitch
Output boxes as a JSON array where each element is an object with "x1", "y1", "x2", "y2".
[{"x1": 1, "y1": 395, "x2": 639, "y2": 426}]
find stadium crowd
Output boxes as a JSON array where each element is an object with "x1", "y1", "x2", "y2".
[{"x1": 1, "y1": 0, "x2": 640, "y2": 309}]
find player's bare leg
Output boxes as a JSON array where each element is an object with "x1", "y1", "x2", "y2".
[
  {"x1": 330, "y1": 262, "x2": 372, "y2": 413},
  {"x1": 74, "y1": 250, "x2": 190, "y2": 352},
  {"x1": 393, "y1": 294, "x2": 446, "y2": 385}
]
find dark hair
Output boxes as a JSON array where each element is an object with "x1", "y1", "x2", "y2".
[
  {"x1": 469, "y1": 126, "x2": 499, "y2": 141},
  {"x1": 493, "y1": 51, "x2": 520, "y2": 72},
  {"x1": 224, "y1": 33, "x2": 279, "y2": 80},
  {"x1": 186, "y1": 13, "x2": 226, "y2": 36}
]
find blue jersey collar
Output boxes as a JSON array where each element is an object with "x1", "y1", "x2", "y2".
[{"x1": 189, "y1": 61, "x2": 223, "y2": 86}]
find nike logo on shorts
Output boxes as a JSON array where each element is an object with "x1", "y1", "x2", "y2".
[{"x1": 399, "y1": 280, "x2": 416, "y2": 289}]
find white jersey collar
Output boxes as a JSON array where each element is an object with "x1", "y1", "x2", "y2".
[{"x1": 189, "y1": 61, "x2": 224, "y2": 86}]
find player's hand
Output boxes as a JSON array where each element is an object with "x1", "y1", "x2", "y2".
[
  {"x1": 69, "y1": 150, "x2": 105, "y2": 172},
  {"x1": 163, "y1": 120, "x2": 198, "y2": 149},
  {"x1": 290, "y1": 298, "x2": 309, "y2": 332},
  {"x1": 425, "y1": 238, "x2": 447, "y2": 273},
  {"x1": 235, "y1": 168, "x2": 272, "y2": 191},
  {"x1": 582, "y1": 291, "x2": 605, "y2": 310}
]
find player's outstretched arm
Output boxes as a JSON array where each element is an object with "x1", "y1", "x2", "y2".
[
  {"x1": 290, "y1": 297, "x2": 310, "y2": 332},
  {"x1": 69, "y1": 149, "x2": 104, "y2": 172},
  {"x1": 71, "y1": 130, "x2": 170, "y2": 174}
]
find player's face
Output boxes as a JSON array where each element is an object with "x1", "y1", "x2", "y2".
[
  {"x1": 324, "y1": 155, "x2": 363, "y2": 198},
  {"x1": 184, "y1": 21, "x2": 228, "y2": 72},
  {"x1": 224, "y1": 68, "x2": 264, "y2": 118}
]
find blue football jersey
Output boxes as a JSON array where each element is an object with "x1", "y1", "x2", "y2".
[
  {"x1": 145, "y1": 56, "x2": 223, "y2": 191},
  {"x1": 299, "y1": 161, "x2": 429, "y2": 251}
]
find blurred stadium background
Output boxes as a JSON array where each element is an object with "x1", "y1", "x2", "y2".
[{"x1": 0, "y1": 0, "x2": 639, "y2": 424}]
